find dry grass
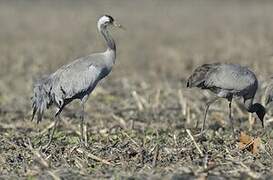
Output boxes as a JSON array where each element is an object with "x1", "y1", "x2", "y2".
[{"x1": 0, "y1": 0, "x2": 273, "y2": 179}]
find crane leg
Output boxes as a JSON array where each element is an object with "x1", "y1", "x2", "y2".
[
  {"x1": 42, "y1": 105, "x2": 64, "y2": 150},
  {"x1": 80, "y1": 102, "x2": 88, "y2": 146},
  {"x1": 228, "y1": 98, "x2": 235, "y2": 135},
  {"x1": 43, "y1": 114, "x2": 61, "y2": 150},
  {"x1": 201, "y1": 97, "x2": 219, "y2": 134}
]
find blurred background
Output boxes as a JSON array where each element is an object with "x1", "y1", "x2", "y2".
[
  {"x1": 0, "y1": 0, "x2": 273, "y2": 178},
  {"x1": 1, "y1": 0, "x2": 273, "y2": 109}
]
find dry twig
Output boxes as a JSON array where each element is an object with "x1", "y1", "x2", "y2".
[
  {"x1": 76, "y1": 148, "x2": 113, "y2": 165},
  {"x1": 186, "y1": 129, "x2": 204, "y2": 156},
  {"x1": 132, "y1": 91, "x2": 144, "y2": 111}
]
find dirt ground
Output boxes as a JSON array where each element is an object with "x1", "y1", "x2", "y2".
[{"x1": 0, "y1": 0, "x2": 273, "y2": 179}]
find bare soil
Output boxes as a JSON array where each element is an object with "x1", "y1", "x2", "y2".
[{"x1": 0, "y1": 0, "x2": 273, "y2": 179}]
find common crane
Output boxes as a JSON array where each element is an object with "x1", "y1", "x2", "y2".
[
  {"x1": 32, "y1": 15, "x2": 123, "y2": 148},
  {"x1": 187, "y1": 63, "x2": 265, "y2": 134}
]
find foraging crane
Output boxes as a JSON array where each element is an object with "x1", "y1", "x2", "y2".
[
  {"x1": 31, "y1": 15, "x2": 123, "y2": 148},
  {"x1": 186, "y1": 63, "x2": 265, "y2": 134}
]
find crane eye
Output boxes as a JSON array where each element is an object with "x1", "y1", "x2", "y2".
[{"x1": 105, "y1": 21, "x2": 111, "y2": 25}]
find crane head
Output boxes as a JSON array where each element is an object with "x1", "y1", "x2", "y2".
[{"x1": 98, "y1": 15, "x2": 125, "y2": 30}]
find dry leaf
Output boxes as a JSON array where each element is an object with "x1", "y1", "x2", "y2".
[
  {"x1": 240, "y1": 132, "x2": 253, "y2": 144},
  {"x1": 252, "y1": 137, "x2": 261, "y2": 154},
  {"x1": 238, "y1": 132, "x2": 261, "y2": 154}
]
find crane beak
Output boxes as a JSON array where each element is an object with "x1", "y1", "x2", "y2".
[{"x1": 113, "y1": 21, "x2": 125, "y2": 30}]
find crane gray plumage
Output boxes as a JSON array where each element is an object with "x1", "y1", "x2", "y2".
[
  {"x1": 264, "y1": 77, "x2": 273, "y2": 106},
  {"x1": 31, "y1": 15, "x2": 122, "y2": 148},
  {"x1": 187, "y1": 63, "x2": 265, "y2": 133}
]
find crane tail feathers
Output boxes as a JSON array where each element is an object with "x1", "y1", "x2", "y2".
[
  {"x1": 31, "y1": 79, "x2": 51, "y2": 123},
  {"x1": 31, "y1": 106, "x2": 37, "y2": 121},
  {"x1": 187, "y1": 63, "x2": 218, "y2": 88}
]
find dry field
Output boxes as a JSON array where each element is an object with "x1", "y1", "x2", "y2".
[{"x1": 0, "y1": 0, "x2": 273, "y2": 179}]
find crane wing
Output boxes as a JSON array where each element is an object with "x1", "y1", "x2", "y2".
[
  {"x1": 51, "y1": 63, "x2": 102, "y2": 100},
  {"x1": 205, "y1": 65, "x2": 257, "y2": 91}
]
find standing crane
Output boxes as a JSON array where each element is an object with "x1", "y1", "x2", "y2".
[
  {"x1": 186, "y1": 63, "x2": 265, "y2": 134},
  {"x1": 31, "y1": 15, "x2": 123, "y2": 148}
]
